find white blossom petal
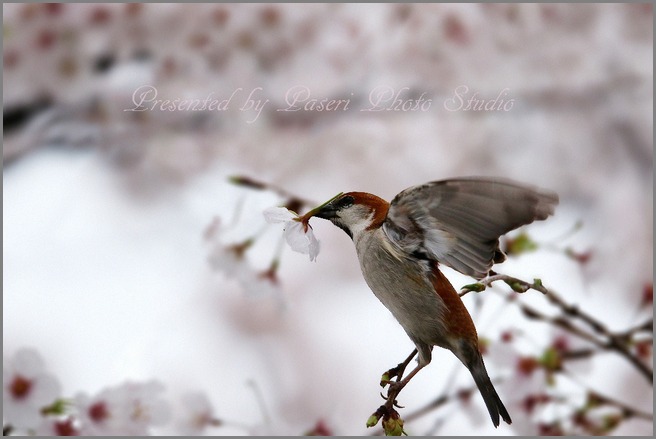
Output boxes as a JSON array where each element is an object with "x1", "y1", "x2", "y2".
[
  {"x1": 283, "y1": 221, "x2": 320, "y2": 261},
  {"x1": 11, "y1": 349, "x2": 46, "y2": 377},
  {"x1": 283, "y1": 221, "x2": 307, "y2": 251},
  {"x1": 75, "y1": 380, "x2": 170, "y2": 436},
  {"x1": 207, "y1": 245, "x2": 247, "y2": 278},
  {"x1": 3, "y1": 348, "x2": 62, "y2": 431},
  {"x1": 308, "y1": 232, "x2": 320, "y2": 262},
  {"x1": 263, "y1": 207, "x2": 296, "y2": 224},
  {"x1": 175, "y1": 392, "x2": 219, "y2": 436}
]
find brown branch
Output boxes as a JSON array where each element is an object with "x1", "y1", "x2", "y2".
[
  {"x1": 461, "y1": 275, "x2": 654, "y2": 383},
  {"x1": 229, "y1": 175, "x2": 317, "y2": 211},
  {"x1": 403, "y1": 384, "x2": 477, "y2": 423},
  {"x1": 586, "y1": 390, "x2": 654, "y2": 421},
  {"x1": 392, "y1": 377, "x2": 654, "y2": 436},
  {"x1": 616, "y1": 319, "x2": 653, "y2": 338}
]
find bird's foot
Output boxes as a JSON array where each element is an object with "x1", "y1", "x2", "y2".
[
  {"x1": 379, "y1": 363, "x2": 407, "y2": 388},
  {"x1": 378, "y1": 379, "x2": 408, "y2": 412},
  {"x1": 379, "y1": 391, "x2": 404, "y2": 408}
]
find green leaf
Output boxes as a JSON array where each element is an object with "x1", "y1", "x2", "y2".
[
  {"x1": 380, "y1": 371, "x2": 391, "y2": 387},
  {"x1": 366, "y1": 414, "x2": 381, "y2": 428},
  {"x1": 505, "y1": 232, "x2": 538, "y2": 256},
  {"x1": 539, "y1": 346, "x2": 562, "y2": 372},
  {"x1": 41, "y1": 398, "x2": 70, "y2": 416},
  {"x1": 601, "y1": 414, "x2": 621, "y2": 432},
  {"x1": 504, "y1": 279, "x2": 529, "y2": 293},
  {"x1": 461, "y1": 282, "x2": 486, "y2": 292}
]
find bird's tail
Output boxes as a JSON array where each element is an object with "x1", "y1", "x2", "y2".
[{"x1": 458, "y1": 341, "x2": 512, "y2": 427}]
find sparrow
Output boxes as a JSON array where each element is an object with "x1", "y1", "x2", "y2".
[{"x1": 306, "y1": 177, "x2": 559, "y2": 427}]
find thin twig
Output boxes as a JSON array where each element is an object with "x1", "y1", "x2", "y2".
[
  {"x1": 229, "y1": 175, "x2": 317, "y2": 210},
  {"x1": 403, "y1": 384, "x2": 478, "y2": 424},
  {"x1": 586, "y1": 390, "x2": 654, "y2": 421},
  {"x1": 461, "y1": 275, "x2": 654, "y2": 383}
]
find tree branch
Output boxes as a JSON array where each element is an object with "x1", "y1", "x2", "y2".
[{"x1": 461, "y1": 274, "x2": 653, "y2": 383}]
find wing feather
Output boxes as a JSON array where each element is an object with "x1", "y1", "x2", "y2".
[{"x1": 383, "y1": 177, "x2": 558, "y2": 279}]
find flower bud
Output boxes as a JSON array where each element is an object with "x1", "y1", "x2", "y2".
[
  {"x1": 382, "y1": 412, "x2": 406, "y2": 436},
  {"x1": 366, "y1": 413, "x2": 381, "y2": 428},
  {"x1": 365, "y1": 406, "x2": 386, "y2": 428}
]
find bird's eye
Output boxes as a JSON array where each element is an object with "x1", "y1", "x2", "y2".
[{"x1": 337, "y1": 195, "x2": 354, "y2": 209}]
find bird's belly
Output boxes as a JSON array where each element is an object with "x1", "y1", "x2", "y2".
[{"x1": 358, "y1": 247, "x2": 449, "y2": 346}]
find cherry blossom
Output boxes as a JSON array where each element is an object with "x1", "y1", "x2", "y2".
[
  {"x1": 35, "y1": 417, "x2": 81, "y2": 436},
  {"x1": 204, "y1": 216, "x2": 254, "y2": 278},
  {"x1": 75, "y1": 380, "x2": 170, "y2": 435},
  {"x1": 3, "y1": 348, "x2": 62, "y2": 431},
  {"x1": 485, "y1": 333, "x2": 551, "y2": 436},
  {"x1": 174, "y1": 392, "x2": 221, "y2": 436},
  {"x1": 263, "y1": 207, "x2": 320, "y2": 261},
  {"x1": 204, "y1": 217, "x2": 286, "y2": 302},
  {"x1": 544, "y1": 327, "x2": 593, "y2": 376},
  {"x1": 207, "y1": 240, "x2": 253, "y2": 280}
]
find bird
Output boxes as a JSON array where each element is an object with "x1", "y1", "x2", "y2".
[{"x1": 306, "y1": 177, "x2": 559, "y2": 428}]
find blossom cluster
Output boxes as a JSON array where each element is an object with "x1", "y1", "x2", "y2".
[
  {"x1": 3, "y1": 3, "x2": 652, "y2": 436},
  {"x1": 204, "y1": 177, "x2": 325, "y2": 302},
  {"x1": 3, "y1": 349, "x2": 220, "y2": 436},
  {"x1": 3, "y1": 4, "x2": 651, "y2": 185}
]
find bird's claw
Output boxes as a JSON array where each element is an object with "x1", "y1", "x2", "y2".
[
  {"x1": 380, "y1": 363, "x2": 405, "y2": 387},
  {"x1": 380, "y1": 391, "x2": 404, "y2": 408}
]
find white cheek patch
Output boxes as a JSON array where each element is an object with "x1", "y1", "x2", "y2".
[{"x1": 340, "y1": 207, "x2": 375, "y2": 238}]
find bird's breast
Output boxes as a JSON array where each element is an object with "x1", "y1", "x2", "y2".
[{"x1": 355, "y1": 229, "x2": 450, "y2": 344}]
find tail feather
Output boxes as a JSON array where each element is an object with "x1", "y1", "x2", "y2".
[
  {"x1": 456, "y1": 340, "x2": 511, "y2": 427},
  {"x1": 469, "y1": 356, "x2": 512, "y2": 427}
]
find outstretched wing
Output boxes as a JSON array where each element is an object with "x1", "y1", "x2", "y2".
[{"x1": 383, "y1": 177, "x2": 558, "y2": 279}]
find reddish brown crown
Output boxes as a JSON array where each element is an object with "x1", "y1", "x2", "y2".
[{"x1": 344, "y1": 192, "x2": 390, "y2": 230}]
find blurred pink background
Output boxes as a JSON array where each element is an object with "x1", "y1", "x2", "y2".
[{"x1": 3, "y1": 3, "x2": 652, "y2": 435}]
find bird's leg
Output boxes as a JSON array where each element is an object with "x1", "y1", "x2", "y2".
[
  {"x1": 380, "y1": 349, "x2": 418, "y2": 387},
  {"x1": 383, "y1": 358, "x2": 429, "y2": 409},
  {"x1": 383, "y1": 345, "x2": 432, "y2": 408},
  {"x1": 369, "y1": 349, "x2": 428, "y2": 433}
]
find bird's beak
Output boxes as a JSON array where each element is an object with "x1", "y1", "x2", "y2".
[
  {"x1": 312, "y1": 203, "x2": 338, "y2": 220},
  {"x1": 301, "y1": 192, "x2": 344, "y2": 221}
]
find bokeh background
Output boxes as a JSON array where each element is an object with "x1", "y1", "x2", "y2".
[{"x1": 3, "y1": 3, "x2": 653, "y2": 436}]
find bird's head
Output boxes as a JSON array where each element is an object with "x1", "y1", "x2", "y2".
[{"x1": 303, "y1": 192, "x2": 390, "y2": 239}]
